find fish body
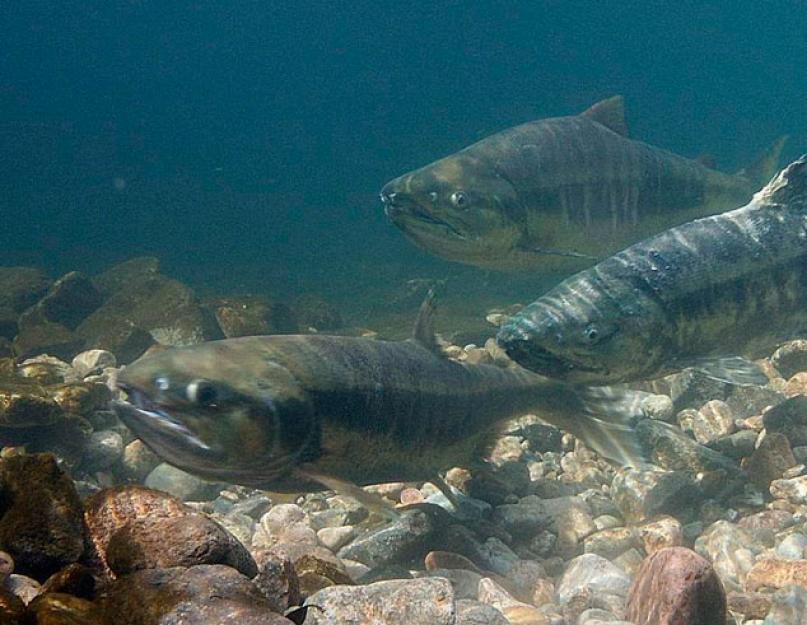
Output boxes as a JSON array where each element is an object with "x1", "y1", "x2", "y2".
[
  {"x1": 497, "y1": 156, "x2": 807, "y2": 385},
  {"x1": 113, "y1": 296, "x2": 645, "y2": 491},
  {"x1": 381, "y1": 96, "x2": 786, "y2": 272}
]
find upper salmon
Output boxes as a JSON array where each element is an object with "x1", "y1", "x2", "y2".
[{"x1": 381, "y1": 96, "x2": 786, "y2": 272}]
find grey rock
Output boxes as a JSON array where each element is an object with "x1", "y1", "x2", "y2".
[
  {"x1": 762, "y1": 584, "x2": 807, "y2": 625},
  {"x1": 748, "y1": 433, "x2": 798, "y2": 490},
  {"x1": 303, "y1": 577, "x2": 455, "y2": 625},
  {"x1": 491, "y1": 497, "x2": 550, "y2": 539},
  {"x1": 694, "y1": 520, "x2": 759, "y2": 591},
  {"x1": 120, "y1": 439, "x2": 161, "y2": 481},
  {"x1": 771, "y1": 340, "x2": 807, "y2": 379},
  {"x1": 641, "y1": 394, "x2": 675, "y2": 422},
  {"x1": 542, "y1": 496, "x2": 597, "y2": 559},
  {"x1": 82, "y1": 429, "x2": 124, "y2": 471},
  {"x1": 70, "y1": 349, "x2": 116, "y2": 379},
  {"x1": 583, "y1": 527, "x2": 638, "y2": 560},
  {"x1": 708, "y1": 429, "x2": 759, "y2": 459},
  {"x1": 612, "y1": 467, "x2": 699, "y2": 524},
  {"x1": 771, "y1": 475, "x2": 807, "y2": 505},
  {"x1": 456, "y1": 599, "x2": 509, "y2": 625},
  {"x1": 556, "y1": 554, "x2": 632, "y2": 605},
  {"x1": 765, "y1": 396, "x2": 807, "y2": 447},
  {"x1": 144, "y1": 462, "x2": 221, "y2": 501},
  {"x1": 428, "y1": 568, "x2": 484, "y2": 600},
  {"x1": 775, "y1": 533, "x2": 807, "y2": 560}
]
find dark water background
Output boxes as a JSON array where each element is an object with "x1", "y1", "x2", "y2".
[{"x1": 1, "y1": 2, "x2": 804, "y2": 330}]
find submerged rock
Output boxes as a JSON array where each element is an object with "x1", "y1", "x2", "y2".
[
  {"x1": 99, "y1": 564, "x2": 291, "y2": 624},
  {"x1": 625, "y1": 546, "x2": 726, "y2": 625},
  {"x1": 747, "y1": 433, "x2": 798, "y2": 490},
  {"x1": 206, "y1": 295, "x2": 298, "y2": 338},
  {"x1": 771, "y1": 340, "x2": 807, "y2": 379},
  {"x1": 303, "y1": 577, "x2": 455, "y2": 625},
  {"x1": 293, "y1": 294, "x2": 342, "y2": 331},
  {"x1": 27, "y1": 592, "x2": 104, "y2": 625},
  {"x1": 0, "y1": 453, "x2": 86, "y2": 580},
  {"x1": 765, "y1": 396, "x2": 807, "y2": 446},
  {"x1": 556, "y1": 553, "x2": 631, "y2": 606},
  {"x1": 746, "y1": 559, "x2": 807, "y2": 592},
  {"x1": 762, "y1": 584, "x2": 807, "y2": 625},
  {"x1": 694, "y1": 521, "x2": 758, "y2": 591}
]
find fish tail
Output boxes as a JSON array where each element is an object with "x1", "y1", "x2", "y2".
[
  {"x1": 754, "y1": 154, "x2": 807, "y2": 209},
  {"x1": 557, "y1": 386, "x2": 652, "y2": 468},
  {"x1": 737, "y1": 135, "x2": 789, "y2": 188}
]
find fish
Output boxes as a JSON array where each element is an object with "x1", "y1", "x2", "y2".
[
  {"x1": 112, "y1": 293, "x2": 649, "y2": 497},
  {"x1": 497, "y1": 156, "x2": 807, "y2": 386},
  {"x1": 380, "y1": 96, "x2": 786, "y2": 272}
]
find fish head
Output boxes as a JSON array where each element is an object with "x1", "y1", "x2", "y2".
[
  {"x1": 112, "y1": 340, "x2": 317, "y2": 486},
  {"x1": 380, "y1": 154, "x2": 525, "y2": 267},
  {"x1": 497, "y1": 290, "x2": 668, "y2": 384}
]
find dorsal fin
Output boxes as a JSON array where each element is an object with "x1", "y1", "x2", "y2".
[
  {"x1": 753, "y1": 155, "x2": 807, "y2": 209},
  {"x1": 412, "y1": 289, "x2": 442, "y2": 355},
  {"x1": 581, "y1": 96, "x2": 629, "y2": 137}
]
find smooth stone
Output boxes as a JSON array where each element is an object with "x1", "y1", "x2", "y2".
[
  {"x1": 0, "y1": 551, "x2": 13, "y2": 584},
  {"x1": 456, "y1": 599, "x2": 509, "y2": 625},
  {"x1": 303, "y1": 577, "x2": 455, "y2": 625},
  {"x1": 625, "y1": 546, "x2": 726, "y2": 625},
  {"x1": 693, "y1": 520, "x2": 759, "y2": 591},
  {"x1": 120, "y1": 439, "x2": 161, "y2": 481},
  {"x1": 638, "y1": 516, "x2": 683, "y2": 555},
  {"x1": 764, "y1": 396, "x2": 807, "y2": 447},
  {"x1": 640, "y1": 394, "x2": 675, "y2": 422},
  {"x1": 317, "y1": 526, "x2": 356, "y2": 552},
  {"x1": 5, "y1": 573, "x2": 42, "y2": 604},
  {"x1": 583, "y1": 527, "x2": 637, "y2": 560},
  {"x1": 556, "y1": 554, "x2": 632, "y2": 606},
  {"x1": 727, "y1": 591, "x2": 772, "y2": 620},
  {"x1": 771, "y1": 340, "x2": 807, "y2": 379},
  {"x1": 144, "y1": 462, "x2": 220, "y2": 501},
  {"x1": 26, "y1": 592, "x2": 103, "y2": 625},
  {"x1": 776, "y1": 533, "x2": 807, "y2": 560},
  {"x1": 612, "y1": 468, "x2": 697, "y2": 524},
  {"x1": 70, "y1": 349, "x2": 116, "y2": 379},
  {"x1": 82, "y1": 429, "x2": 124, "y2": 471},
  {"x1": 772, "y1": 475, "x2": 807, "y2": 505},
  {"x1": 692, "y1": 400, "x2": 735, "y2": 444}
]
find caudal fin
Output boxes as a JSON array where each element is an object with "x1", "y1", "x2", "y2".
[
  {"x1": 754, "y1": 154, "x2": 807, "y2": 208},
  {"x1": 737, "y1": 135, "x2": 789, "y2": 188}
]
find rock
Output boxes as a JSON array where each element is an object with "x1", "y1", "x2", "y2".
[
  {"x1": 772, "y1": 340, "x2": 807, "y2": 379},
  {"x1": 0, "y1": 414, "x2": 91, "y2": 469},
  {"x1": 70, "y1": 349, "x2": 116, "y2": 379},
  {"x1": 0, "y1": 378, "x2": 63, "y2": 428},
  {"x1": 542, "y1": 496, "x2": 596, "y2": 559},
  {"x1": 337, "y1": 507, "x2": 440, "y2": 569},
  {"x1": 317, "y1": 526, "x2": 355, "y2": 551},
  {"x1": 105, "y1": 512, "x2": 256, "y2": 577},
  {"x1": 746, "y1": 559, "x2": 807, "y2": 592},
  {"x1": 477, "y1": 576, "x2": 537, "y2": 616},
  {"x1": 26, "y1": 592, "x2": 104, "y2": 625},
  {"x1": 207, "y1": 295, "x2": 298, "y2": 337},
  {"x1": 491, "y1": 498, "x2": 550, "y2": 539},
  {"x1": 0, "y1": 267, "x2": 50, "y2": 314},
  {"x1": 638, "y1": 516, "x2": 683, "y2": 555},
  {"x1": 709, "y1": 429, "x2": 759, "y2": 459},
  {"x1": 641, "y1": 394, "x2": 675, "y2": 421},
  {"x1": 82, "y1": 429, "x2": 124, "y2": 471},
  {"x1": 39, "y1": 563, "x2": 95, "y2": 599},
  {"x1": 625, "y1": 546, "x2": 726, "y2": 625},
  {"x1": 748, "y1": 433, "x2": 799, "y2": 490},
  {"x1": 293, "y1": 293, "x2": 342, "y2": 331},
  {"x1": 727, "y1": 591, "x2": 772, "y2": 620},
  {"x1": 785, "y1": 373, "x2": 807, "y2": 398},
  {"x1": 504, "y1": 559, "x2": 550, "y2": 605},
  {"x1": 583, "y1": 527, "x2": 637, "y2": 560},
  {"x1": 120, "y1": 439, "x2": 160, "y2": 481},
  {"x1": 771, "y1": 476, "x2": 807, "y2": 505},
  {"x1": 456, "y1": 599, "x2": 510, "y2": 625},
  {"x1": 612, "y1": 468, "x2": 698, "y2": 524},
  {"x1": 0, "y1": 586, "x2": 25, "y2": 625},
  {"x1": 144, "y1": 462, "x2": 220, "y2": 500},
  {"x1": 0, "y1": 550, "x2": 13, "y2": 584},
  {"x1": 252, "y1": 548, "x2": 300, "y2": 613},
  {"x1": 694, "y1": 520, "x2": 758, "y2": 591},
  {"x1": 92, "y1": 257, "x2": 160, "y2": 294},
  {"x1": 50, "y1": 381, "x2": 111, "y2": 416},
  {"x1": 17, "y1": 355, "x2": 71, "y2": 384},
  {"x1": 76, "y1": 271, "x2": 222, "y2": 362},
  {"x1": 303, "y1": 577, "x2": 455, "y2": 625},
  {"x1": 777, "y1": 534, "x2": 807, "y2": 560},
  {"x1": 99, "y1": 564, "x2": 292, "y2": 624},
  {"x1": 83, "y1": 485, "x2": 193, "y2": 575},
  {"x1": 764, "y1": 396, "x2": 807, "y2": 446},
  {"x1": 739, "y1": 510, "x2": 795, "y2": 531},
  {"x1": 762, "y1": 584, "x2": 807, "y2": 625},
  {"x1": 5, "y1": 573, "x2": 42, "y2": 604},
  {"x1": 12, "y1": 315, "x2": 83, "y2": 360},
  {"x1": 0, "y1": 454, "x2": 86, "y2": 580},
  {"x1": 556, "y1": 554, "x2": 632, "y2": 606},
  {"x1": 32, "y1": 272, "x2": 104, "y2": 330},
  {"x1": 692, "y1": 400, "x2": 735, "y2": 444}
]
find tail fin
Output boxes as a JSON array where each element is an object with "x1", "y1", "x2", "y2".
[
  {"x1": 753, "y1": 154, "x2": 807, "y2": 209},
  {"x1": 556, "y1": 385, "x2": 652, "y2": 468},
  {"x1": 737, "y1": 135, "x2": 788, "y2": 188}
]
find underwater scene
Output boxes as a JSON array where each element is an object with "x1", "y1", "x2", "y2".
[{"x1": 1, "y1": 2, "x2": 806, "y2": 624}]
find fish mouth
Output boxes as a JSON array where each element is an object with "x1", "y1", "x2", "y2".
[
  {"x1": 499, "y1": 331, "x2": 605, "y2": 380},
  {"x1": 381, "y1": 191, "x2": 467, "y2": 240},
  {"x1": 112, "y1": 387, "x2": 221, "y2": 460}
]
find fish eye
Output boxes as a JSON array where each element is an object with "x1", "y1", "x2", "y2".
[
  {"x1": 186, "y1": 379, "x2": 218, "y2": 406},
  {"x1": 155, "y1": 376, "x2": 170, "y2": 391},
  {"x1": 429, "y1": 191, "x2": 438, "y2": 202},
  {"x1": 584, "y1": 325, "x2": 600, "y2": 343},
  {"x1": 450, "y1": 191, "x2": 469, "y2": 208}
]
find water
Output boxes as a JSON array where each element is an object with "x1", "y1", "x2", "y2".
[{"x1": 1, "y1": 2, "x2": 804, "y2": 332}]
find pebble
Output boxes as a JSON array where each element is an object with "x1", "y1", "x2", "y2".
[
  {"x1": 491, "y1": 497, "x2": 550, "y2": 539},
  {"x1": 541, "y1": 496, "x2": 596, "y2": 559},
  {"x1": 747, "y1": 433, "x2": 798, "y2": 490},
  {"x1": 583, "y1": 527, "x2": 637, "y2": 560},
  {"x1": 612, "y1": 468, "x2": 696, "y2": 524},
  {"x1": 746, "y1": 558, "x2": 807, "y2": 592},
  {"x1": 251, "y1": 548, "x2": 300, "y2": 614},
  {"x1": 82, "y1": 429, "x2": 124, "y2": 471},
  {"x1": 144, "y1": 462, "x2": 219, "y2": 501},
  {"x1": 771, "y1": 475, "x2": 807, "y2": 505},
  {"x1": 303, "y1": 577, "x2": 455, "y2": 625},
  {"x1": 456, "y1": 599, "x2": 510, "y2": 625},
  {"x1": 638, "y1": 516, "x2": 683, "y2": 555},
  {"x1": 640, "y1": 394, "x2": 675, "y2": 421},
  {"x1": 556, "y1": 553, "x2": 632, "y2": 606},
  {"x1": 692, "y1": 400, "x2": 735, "y2": 444},
  {"x1": 317, "y1": 526, "x2": 356, "y2": 551},
  {"x1": 70, "y1": 349, "x2": 116, "y2": 379},
  {"x1": 625, "y1": 546, "x2": 726, "y2": 625},
  {"x1": 775, "y1": 533, "x2": 807, "y2": 560},
  {"x1": 693, "y1": 520, "x2": 758, "y2": 591},
  {"x1": 784, "y1": 373, "x2": 807, "y2": 398},
  {"x1": 5, "y1": 574, "x2": 42, "y2": 604},
  {"x1": 770, "y1": 340, "x2": 807, "y2": 378}
]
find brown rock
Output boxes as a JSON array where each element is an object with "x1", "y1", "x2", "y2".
[
  {"x1": 0, "y1": 267, "x2": 51, "y2": 313},
  {"x1": 638, "y1": 516, "x2": 683, "y2": 555},
  {"x1": 0, "y1": 586, "x2": 25, "y2": 625},
  {"x1": 765, "y1": 395, "x2": 807, "y2": 446},
  {"x1": 726, "y1": 591, "x2": 772, "y2": 619},
  {"x1": 771, "y1": 340, "x2": 807, "y2": 379},
  {"x1": 12, "y1": 315, "x2": 83, "y2": 361},
  {"x1": 40, "y1": 563, "x2": 96, "y2": 600},
  {"x1": 92, "y1": 257, "x2": 160, "y2": 295},
  {"x1": 425, "y1": 550, "x2": 482, "y2": 573},
  {"x1": 83, "y1": 485, "x2": 190, "y2": 576},
  {"x1": 27, "y1": 592, "x2": 105, "y2": 625},
  {"x1": 0, "y1": 454, "x2": 86, "y2": 580},
  {"x1": 738, "y1": 509, "x2": 795, "y2": 531},
  {"x1": 33, "y1": 272, "x2": 104, "y2": 330},
  {"x1": 50, "y1": 382, "x2": 111, "y2": 417},
  {"x1": 745, "y1": 558, "x2": 807, "y2": 592},
  {"x1": 207, "y1": 295, "x2": 298, "y2": 338},
  {"x1": 105, "y1": 513, "x2": 256, "y2": 578},
  {"x1": 625, "y1": 546, "x2": 726, "y2": 625},
  {"x1": 99, "y1": 565, "x2": 292, "y2": 625},
  {"x1": 746, "y1": 432, "x2": 798, "y2": 490},
  {"x1": 785, "y1": 372, "x2": 807, "y2": 397},
  {"x1": 252, "y1": 548, "x2": 300, "y2": 614},
  {"x1": 0, "y1": 379, "x2": 63, "y2": 428}
]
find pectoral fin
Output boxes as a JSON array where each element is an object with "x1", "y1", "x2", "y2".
[
  {"x1": 685, "y1": 356, "x2": 770, "y2": 387},
  {"x1": 519, "y1": 244, "x2": 599, "y2": 261},
  {"x1": 294, "y1": 465, "x2": 400, "y2": 521}
]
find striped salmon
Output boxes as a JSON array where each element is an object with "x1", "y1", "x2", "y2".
[
  {"x1": 381, "y1": 96, "x2": 786, "y2": 272},
  {"x1": 497, "y1": 156, "x2": 807, "y2": 385},
  {"x1": 112, "y1": 294, "x2": 647, "y2": 493}
]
